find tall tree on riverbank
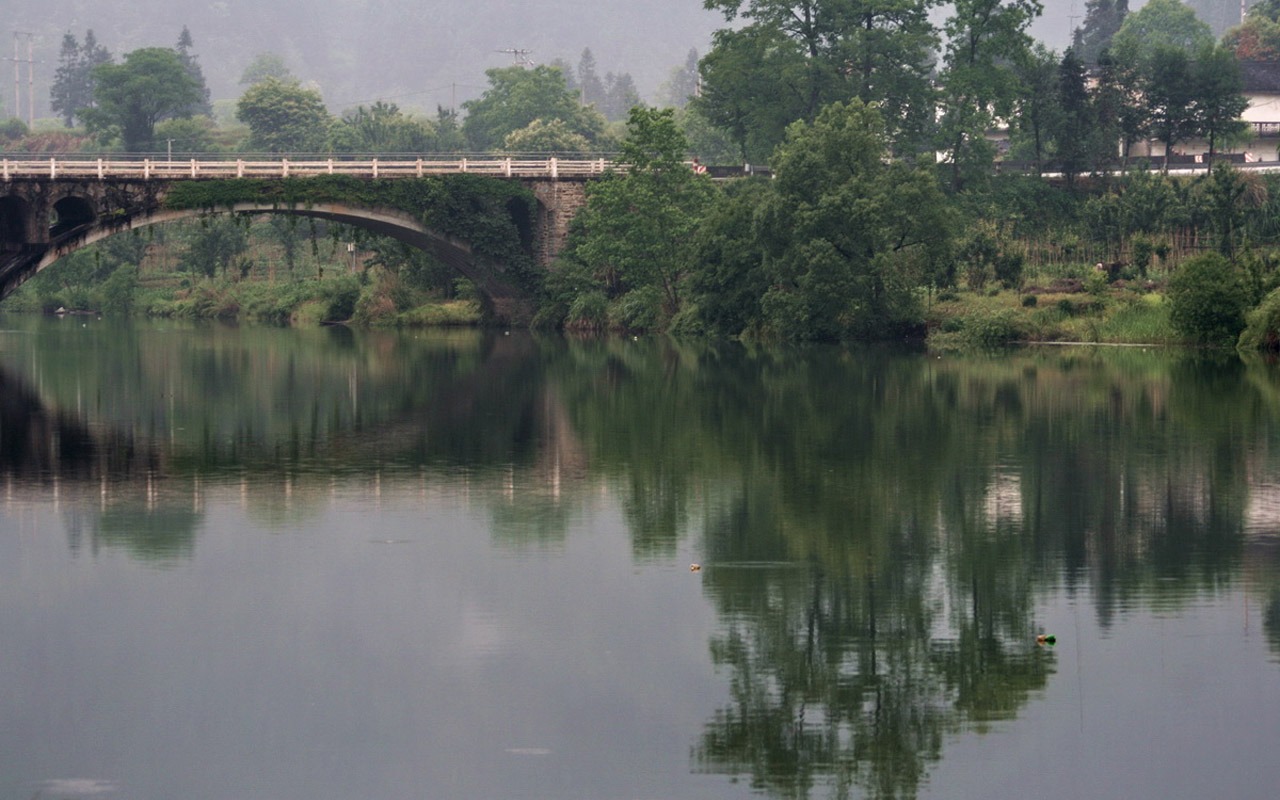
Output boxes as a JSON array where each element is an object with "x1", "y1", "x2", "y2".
[
  {"x1": 1193, "y1": 43, "x2": 1249, "y2": 160},
  {"x1": 174, "y1": 26, "x2": 213, "y2": 118},
  {"x1": 462, "y1": 65, "x2": 606, "y2": 151},
  {"x1": 1010, "y1": 43, "x2": 1062, "y2": 173},
  {"x1": 50, "y1": 30, "x2": 112, "y2": 127},
  {"x1": 695, "y1": 0, "x2": 940, "y2": 160},
  {"x1": 236, "y1": 77, "x2": 332, "y2": 152},
  {"x1": 753, "y1": 100, "x2": 952, "y2": 339},
  {"x1": 84, "y1": 47, "x2": 202, "y2": 151},
  {"x1": 937, "y1": 0, "x2": 1043, "y2": 191},
  {"x1": 561, "y1": 107, "x2": 715, "y2": 325},
  {"x1": 1053, "y1": 48, "x2": 1095, "y2": 184},
  {"x1": 657, "y1": 48, "x2": 700, "y2": 109},
  {"x1": 1110, "y1": 0, "x2": 1212, "y2": 67},
  {"x1": 1071, "y1": 0, "x2": 1128, "y2": 64}
]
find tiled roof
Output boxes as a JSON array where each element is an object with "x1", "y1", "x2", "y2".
[{"x1": 1240, "y1": 61, "x2": 1280, "y2": 93}]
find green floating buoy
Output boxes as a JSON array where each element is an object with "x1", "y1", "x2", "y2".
[{"x1": 1036, "y1": 634, "x2": 1056, "y2": 645}]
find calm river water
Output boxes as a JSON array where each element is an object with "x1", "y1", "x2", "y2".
[{"x1": 2, "y1": 315, "x2": 1279, "y2": 800}]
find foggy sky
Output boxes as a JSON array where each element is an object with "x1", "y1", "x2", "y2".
[{"x1": 0, "y1": 0, "x2": 1232, "y2": 122}]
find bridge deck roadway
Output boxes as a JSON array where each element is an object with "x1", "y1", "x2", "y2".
[{"x1": 1, "y1": 156, "x2": 619, "y2": 181}]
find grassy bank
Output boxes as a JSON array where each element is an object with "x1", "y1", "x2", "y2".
[
  {"x1": 925, "y1": 278, "x2": 1179, "y2": 349},
  {"x1": 4, "y1": 269, "x2": 483, "y2": 328}
]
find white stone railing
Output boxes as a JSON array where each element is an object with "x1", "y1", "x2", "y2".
[{"x1": 0, "y1": 155, "x2": 618, "y2": 181}]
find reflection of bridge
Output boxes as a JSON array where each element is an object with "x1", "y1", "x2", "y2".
[{"x1": 0, "y1": 156, "x2": 606, "y2": 323}]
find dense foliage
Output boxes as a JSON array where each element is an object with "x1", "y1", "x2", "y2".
[
  {"x1": 81, "y1": 47, "x2": 204, "y2": 151},
  {"x1": 14, "y1": 0, "x2": 1280, "y2": 352}
]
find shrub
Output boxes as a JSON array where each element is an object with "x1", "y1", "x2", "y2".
[
  {"x1": 1239, "y1": 286, "x2": 1280, "y2": 350},
  {"x1": 565, "y1": 291, "x2": 609, "y2": 331},
  {"x1": 318, "y1": 275, "x2": 362, "y2": 321},
  {"x1": 959, "y1": 308, "x2": 1019, "y2": 347},
  {"x1": 0, "y1": 118, "x2": 28, "y2": 141},
  {"x1": 1167, "y1": 252, "x2": 1248, "y2": 346},
  {"x1": 1021, "y1": 294, "x2": 1037, "y2": 307},
  {"x1": 1084, "y1": 269, "x2": 1109, "y2": 296},
  {"x1": 610, "y1": 286, "x2": 662, "y2": 331},
  {"x1": 99, "y1": 265, "x2": 138, "y2": 315},
  {"x1": 995, "y1": 251, "x2": 1024, "y2": 289}
]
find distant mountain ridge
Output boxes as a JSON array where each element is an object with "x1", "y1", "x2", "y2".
[{"x1": 6, "y1": 0, "x2": 722, "y2": 119}]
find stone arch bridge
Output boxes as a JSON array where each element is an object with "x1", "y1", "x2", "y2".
[{"x1": 0, "y1": 156, "x2": 600, "y2": 323}]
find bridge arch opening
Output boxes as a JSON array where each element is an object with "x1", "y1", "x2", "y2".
[
  {"x1": 0, "y1": 196, "x2": 32, "y2": 248},
  {"x1": 51, "y1": 196, "x2": 96, "y2": 237},
  {"x1": 2, "y1": 189, "x2": 548, "y2": 324}
]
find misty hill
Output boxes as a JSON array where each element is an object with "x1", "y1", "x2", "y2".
[
  {"x1": 7, "y1": 0, "x2": 723, "y2": 118},
  {"x1": 5, "y1": 0, "x2": 1246, "y2": 125}
]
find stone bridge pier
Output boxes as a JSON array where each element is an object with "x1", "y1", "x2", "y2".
[
  {"x1": 0, "y1": 175, "x2": 589, "y2": 325},
  {"x1": 525, "y1": 179, "x2": 588, "y2": 269}
]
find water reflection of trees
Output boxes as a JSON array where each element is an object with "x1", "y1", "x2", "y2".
[
  {"x1": 553, "y1": 341, "x2": 1278, "y2": 799},
  {"x1": 8, "y1": 323, "x2": 1280, "y2": 797},
  {"x1": 0, "y1": 322, "x2": 589, "y2": 555}
]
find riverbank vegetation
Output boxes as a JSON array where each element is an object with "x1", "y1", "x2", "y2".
[{"x1": 10, "y1": 0, "x2": 1280, "y2": 349}]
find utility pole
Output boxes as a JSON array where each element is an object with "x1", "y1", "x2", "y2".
[
  {"x1": 10, "y1": 32, "x2": 36, "y2": 127},
  {"x1": 495, "y1": 48, "x2": 534, "y2": 68}
]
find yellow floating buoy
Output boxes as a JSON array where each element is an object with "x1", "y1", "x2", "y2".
[{"x1": 690, "y1": 563, "x2": 701, "y2": 572}]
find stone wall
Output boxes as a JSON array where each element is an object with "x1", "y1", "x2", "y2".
[{"x1": 525, "y1": 178, "x2": 588, "y2": 268}]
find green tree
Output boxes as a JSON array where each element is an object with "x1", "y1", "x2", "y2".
[
  {"x1": 602, "y1": 72, "x2": 642, "y2": 121},
  {"x1": 1071, "y1": 0, "x2": 1128, "y2": 63},
  {"x1": 692, "y1": 26, "x2": 806, "y2": 162},
  {"x1": 50, "y1": 30, "x2": 112, "y2": 127},
  {"x1": 182, "y1": 216, "x2": 250, "y2": 278},
  {"x1": 1091, "y1": 49, "x2": 1147, "y2": 167},
  {"x1": 1252, "y1": 0, "x2": 1280, "y2": 21},
  {"x1": 462, "y1": 65, "x2": 605, "y2": 151},
  {"x1": 1192, "y1": 43, "x2": 1249, "y2": 160},
  {"x1": 155, "y1": 115, "x2": 218, "y2": 154},
  {"x1": 565, "y1": 107, "x2": 715, "y2": 323},
  {"x1": 657, "y1": 48, "x2": 701, "y2": 109},
  {"x1": 239, "y1": 52, "x2": 294, "y2": 86},
  {"x1": 676, "y1": 105, "x2": 741, "y2": 164},
  {"x1": 1142, "y1": 46, "x2": 1199, "y2": 169},
  {"x1": 1224, "y1": 12, "x2": 1280, "y2": 59},
  {"x1": 502, "y1": 118, "x2": 593, "y2": 153},
  {"x1": 85, "y1": 47, "x2": 202, "y2": 151},
  {"x1": 433, "y1": 106, "x2": 466, "y2": 151},
  {"x1": 1194, "y1": 163, "x2": 1266, "y2": 259},
  {"x1": 1111, "y1": 0, "x2": 1213, "y2": 67},
  {"x1": 685, "y1": 180, "x2": 772, "y2": 335},
  {"x1": 1167, "y1": 251, "x2": 1249, "y2": 345},
  {"x1": 829, "y1": 0, "x2": 940, "y2": 153},
  {"x1": 755, "y1": 100, "x2": 952, "y2": 339},
  {"x1": 174, "y1": 26, "x2": 212, "y2": 117},
  {"x1": 236, "y1": 77, "x2": 332, "y2": 152},
  {"x1": 937, "y1": 0, "x2": 1043, "y2": 191},
  {"x1": 1010, "y1": 43, "x2": 1062, "y2": 174},
  {"x1": 696, "y1": 0, "x2": 939, "y2": 159},
  {"x1": 576, "y1": 49, "x2": 607, "y2": 108},
  {"x1": 329, "y1": 101, "x2": 437, "y2": 152},
  {"x1": 1053, "y1": 48, "x2": 1094, "y2": 183}
]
